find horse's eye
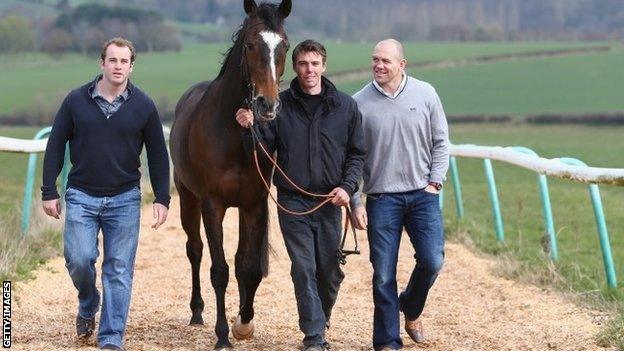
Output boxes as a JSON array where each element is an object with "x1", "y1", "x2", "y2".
[{"x1": 245, "y1": 43, "x2": 255, "y2": 50}]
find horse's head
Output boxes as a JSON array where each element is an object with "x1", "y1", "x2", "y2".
[{"x1": 242, "y1": 0, "x2": 291, "y2": 122}]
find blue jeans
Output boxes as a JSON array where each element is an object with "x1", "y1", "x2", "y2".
[
  {"x1": 366, "y1": 189, "x2": 445, "y2": 350},
  {"x1": 63, "y1": 186, "x2": 141, "y2": 349}
]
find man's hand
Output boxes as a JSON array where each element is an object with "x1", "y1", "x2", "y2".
[
  {"x1": 329, "y1": 187, "x2": 349, "y2": 207},
  {"x1": 351, "y1": 205, "x2": 367, "y2": 230},
  {"x1": 152, "y1": 203, "x2": 168, "y2": 230},
  {"x1": 236, "y1": 108, "x2": 254, "y2": 128},
  {"x1": 42, "y1": 199, "x2": 61, "y2": 219},
  {"x1": 424, "y1": 184, "x2": 440, "y2": 194}
]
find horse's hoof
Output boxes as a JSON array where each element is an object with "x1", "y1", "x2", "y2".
[
  {"x1": 231, "y1": 314, "x2": 254, "y2": 340},
  {"x1": 190, "y1": 314, "x2": 204, "y2": 325},
  {"x1": 214, "y1": 341, "x2": 233, "y2": 350}
]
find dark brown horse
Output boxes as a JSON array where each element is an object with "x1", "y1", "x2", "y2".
[{"x1": 169, "y1": 0, "x2": 291, "y2": 349}]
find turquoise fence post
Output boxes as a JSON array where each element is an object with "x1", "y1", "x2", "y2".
[
  {"x1": 61, "y1": 145, "x2": 70, "y2": 191},
  {"x1": 449, "y1": 156, "x2": 464, "y2": 219},
  {"x1": 511, "y1": 146, "x2": 558, "y2": 261},
  {"x1": 483, "y1": 158, "x2": 504, "y2": 242},
  {"x1": 439, "y1": 188, "x2": 444, "y2": 210},
  {"x1": 559, "y1": 157, "x2": 617, "y2": 288},
  {"x1": 537, "y1": 175, "x2": 557, "y2": 260},
  {"x1": 21, "y1": 127, "x2": 52, "y2": 235}
]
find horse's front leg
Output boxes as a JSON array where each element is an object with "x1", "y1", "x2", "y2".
[
  {"x1": 201, "y1": 199, "x2": 231, "y2": 350},
  {"x1": 233, "y1": 200, "x2": 269, "y2": 340}
]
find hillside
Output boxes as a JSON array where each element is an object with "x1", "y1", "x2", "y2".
[{"x1": 3, "y1": 0, "x2": 624, "y2": 41}]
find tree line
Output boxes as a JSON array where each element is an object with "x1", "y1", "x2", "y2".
[
  {"x1": 133, "y1": 0, "x2": 624, "y2": 42},
  {"x1": 2, "y1": 0, "x2": 623, "y2": 55},
  {"x1": 0, "y1": 3, "x2": 180, "y2": 56}
]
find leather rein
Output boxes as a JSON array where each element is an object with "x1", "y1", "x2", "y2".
[{"x1": 246, "y1": 108, "x2": 360, "y2": 265}]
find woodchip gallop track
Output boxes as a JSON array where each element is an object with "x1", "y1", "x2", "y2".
[{"x1": 11, "y1": 195, "x2": 611, "y2": 350}]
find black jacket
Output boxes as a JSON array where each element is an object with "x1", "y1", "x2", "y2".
[{"x1": 255, "y1": 76, "x2": 365, "y2": 196}]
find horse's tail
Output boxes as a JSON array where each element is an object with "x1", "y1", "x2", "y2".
[{"x1": 260, "y1": 199, "x2": 271, "y2": 277}]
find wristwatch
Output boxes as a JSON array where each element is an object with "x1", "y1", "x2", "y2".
[{"x1": 428, "y1": 182, "x2": 443, "y2": 191}]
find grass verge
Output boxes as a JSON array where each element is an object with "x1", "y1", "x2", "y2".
[
  {"x1": 0, "y1": 200, "x2": 62, "y2": 283},
  {"x1": 598, "y1": 312, "x2": 624, "y2": 350}
]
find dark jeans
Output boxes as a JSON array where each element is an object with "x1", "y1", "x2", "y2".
[
  {"x1": 366, "y1": 189, "x2": 445, "y2": 350},
  {"x1": 277, "y1": 191, "x2": 345, "y2": 347}
]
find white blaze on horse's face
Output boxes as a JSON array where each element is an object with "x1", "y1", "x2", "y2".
[{"x1": 260, "y1": 31, "x2": 283, "y2": 84}]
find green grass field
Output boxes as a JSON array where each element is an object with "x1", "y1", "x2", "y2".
[
  {"x1": 0, "y1": 41, "x2": 608, "y2": 117},
  {"x1": 340, "y1": 45, "x2": 624, "y2": 116}
]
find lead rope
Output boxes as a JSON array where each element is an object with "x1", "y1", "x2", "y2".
[{"x1": 248, "y1": 122, "x2": 360, "y2": 264}]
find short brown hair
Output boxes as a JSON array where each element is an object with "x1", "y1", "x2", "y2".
[
  {"x1": 292, "y1": 39, "x2": 327, "y2": 67},
  {"x1": 100, "y1": 37, "x2": 136, "y2": 63}
]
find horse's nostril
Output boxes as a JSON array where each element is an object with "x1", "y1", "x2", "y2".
[
  {"x1": 256, "y1": 96, "x2": 270, "y2": 110},
  {"x1": 256, "y1": 96, "x2": 281, "y2": 116}
]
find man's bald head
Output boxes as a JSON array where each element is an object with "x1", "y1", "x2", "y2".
[
  {"x1": 374, "y1": 39, "x2": 405, "y2": 61},
  {"x1": 371, "y1": 38, "x2": 406, "y2": 89}
]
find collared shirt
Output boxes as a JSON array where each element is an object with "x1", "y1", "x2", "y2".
[
  {"x1": 372, "y1": 72, "x2": 407, "y2": 99},
  {"x1": 88, "y1": 75, "x2": 131, "y2": 119}
]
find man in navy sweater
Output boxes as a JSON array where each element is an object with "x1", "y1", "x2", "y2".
[{"x1": 41, "y1": 37, "x2": 170, "y2": 351}]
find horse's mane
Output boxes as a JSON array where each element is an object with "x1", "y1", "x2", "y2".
[{"x1": 216, "y1": 3, "x2": 284, "y2": 79}]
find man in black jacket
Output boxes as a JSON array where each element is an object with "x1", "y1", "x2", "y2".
[
  {"x1": 41, "y1": 37, "x2": 170, "y2": 351},
  {"x1": 236, "y1": 40, "x2": 365, "y2": 351}
]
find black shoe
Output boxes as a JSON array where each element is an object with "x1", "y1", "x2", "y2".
[
  {"x1": 100, "y1": 344, "x2": 124, "y2": 350},
  {"x1": 75, "y1": 315, "x2": 95, "y2": 338}
]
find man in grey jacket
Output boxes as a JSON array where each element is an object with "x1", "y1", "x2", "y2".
[{"x1": 350, "y1": 39, "x2": 449, "y2": 351}]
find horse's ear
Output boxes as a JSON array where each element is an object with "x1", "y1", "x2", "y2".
[
  {"x1": 278, "y1": 0, "x2": 291, "y2": 18},
  {"x1": 244, "y1": 0, "x2": 258, "y2": 14}
]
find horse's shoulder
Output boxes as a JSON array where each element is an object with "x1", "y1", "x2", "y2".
[
  {"x1": 175, "y1": 81, "x2": 212, "y2": 115},
  {"x1": 187, "y1": 80, "x2": 212, "y2": 99}
]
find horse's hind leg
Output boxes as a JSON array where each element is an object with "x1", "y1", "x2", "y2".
[
  {"x1": 176, "y1": 176, "x2": 205, "y2": 325},
  {"x1": 233, "y1": 200, "x2": 269, "y2": 340},
  {"x1": 201, "y1": 199, "x2": 231, "y2": 349}
]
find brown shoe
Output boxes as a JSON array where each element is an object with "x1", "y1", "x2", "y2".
[{"x1": 405, "y1": 317, "x2": 425, "y2": 343}]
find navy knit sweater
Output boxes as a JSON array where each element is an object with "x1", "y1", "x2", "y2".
[{"x1": 41, "y1": 80, "x2": 170, "y2": 207}]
